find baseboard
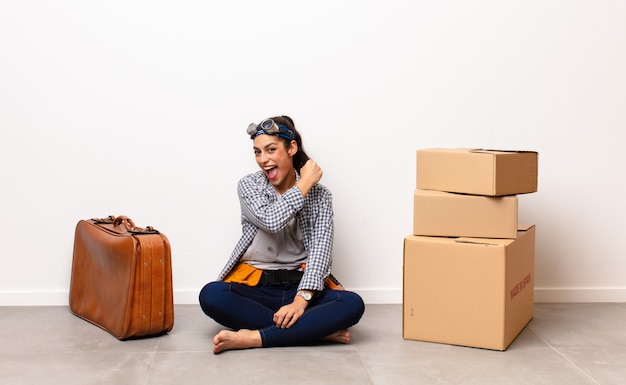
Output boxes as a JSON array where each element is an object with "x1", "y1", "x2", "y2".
[
  {"x1": 0, "y1": 290, "x2": 70, "y2": 306},
  {"x1": 2, "y1": 287, "x2": 625, "y2": 306},
  {"x1": 534, "y1": 287, "x2": 626, "y2": 303}
]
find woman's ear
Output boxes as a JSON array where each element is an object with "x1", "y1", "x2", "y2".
[{"x1": 288, "y1": 140, "x2": 298, "y2": 156}]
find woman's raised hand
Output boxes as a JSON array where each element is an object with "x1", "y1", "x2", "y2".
[{"x1": 296, "y1": 160, "x2": 322, "y2": 198}]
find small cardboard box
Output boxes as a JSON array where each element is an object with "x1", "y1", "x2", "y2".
[
  {"x1": 413, "y1": 189, "x2": 518, "y2": 239},
  {"x1": 403, "y1": 225, "x2": 535, "y2": 351},
  {"x1": 416, "y1": 148, "x2": 538, "y2": 196}
]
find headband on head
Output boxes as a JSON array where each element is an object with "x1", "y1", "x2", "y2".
[{"x1": 247, "y1": 119, "x2": 295, "y2": 141}]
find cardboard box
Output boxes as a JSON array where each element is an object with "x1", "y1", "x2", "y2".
[
  {"x1": 413, "y1": 189, "x2": 518, "y2": 238},
  {"x1": 403, "y1": 225, "x2": 535, "y2": 351},
  {"x1": 416, "y1": 148, "x2": 538, "y2": 196}
]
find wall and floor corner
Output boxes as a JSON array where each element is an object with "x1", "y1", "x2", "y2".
[{"x1": 1, "y1": 1, "x2": 625, "y2": 306}]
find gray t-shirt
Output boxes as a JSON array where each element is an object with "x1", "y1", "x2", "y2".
[{"x1": 241, "y1": 191, "x2": 307, "y2": 270}]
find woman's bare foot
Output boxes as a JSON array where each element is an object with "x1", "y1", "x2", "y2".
[
  {"x1": 322, "y1": 329, "x2": 351, "y2": 344},
  {"x1": 213, "y1": 329, "x2": 262, "y2": 354}
]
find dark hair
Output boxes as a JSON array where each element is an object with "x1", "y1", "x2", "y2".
[{"x1": 269, "y1": 115, "x2": 310, "y2": 173}]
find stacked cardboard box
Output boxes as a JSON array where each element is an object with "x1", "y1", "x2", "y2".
[{"x1": 403, "y1": 148, "x2": 538, "y2": 351}]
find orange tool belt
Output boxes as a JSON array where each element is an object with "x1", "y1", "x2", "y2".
[{"x1": 223, "y1": 262, "x2": 344, "y2": 290}]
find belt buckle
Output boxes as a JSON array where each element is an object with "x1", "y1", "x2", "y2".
[{"x1": 276, "y1": 269, "x2": 289, "y2": 284}]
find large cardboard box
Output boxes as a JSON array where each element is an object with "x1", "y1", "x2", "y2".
[
  {"x1": 403, "y1": 225, "x2": 535, "y2": 351},
  {"x1": 413, "y1": 189, "x2": 518, "y2": 239},
  {"x1": 416, "y1": 148, "x2": 538, "y2": 196}
]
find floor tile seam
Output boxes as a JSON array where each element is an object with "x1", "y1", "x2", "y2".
[
  {"x1": 354, "y1": 347, "x2": 376, "y2": 385},
  {"x1": 541, "y1": 339, "x2": 602, "y2": 385},
  {"x1": 143, "y1": 351, "x2": 158, "y2": 385}
]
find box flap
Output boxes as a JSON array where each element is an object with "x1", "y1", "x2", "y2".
[
  {"x1": 455, "y1": 238, "x2": 510, "y2": 246},
  {"x1": 470, "y1": 149, "x2": 538, "y2": 155},
  {"x1": 453, "y1": 225, "x2": 535, "y2": 245}
]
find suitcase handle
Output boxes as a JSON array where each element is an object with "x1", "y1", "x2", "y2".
[
  {"x1": 114, "y1": 216, "x2": 160, "y2": 234},
  {"x1": 92, "y1": 215, "x2": 160, "y2": 234},
  {"x1": 113, "y1": 215, "x2": 136, "y2": 230}
]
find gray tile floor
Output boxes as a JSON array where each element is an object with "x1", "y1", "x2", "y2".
[{"x1": 1, "y1": 303, "x2": 625, "y2": 385}]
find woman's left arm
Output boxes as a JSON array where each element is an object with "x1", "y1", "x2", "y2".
[{"x1": 298, "y1": 186, "x2": 334, "y2": 292}]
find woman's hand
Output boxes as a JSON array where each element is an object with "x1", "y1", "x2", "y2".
[
  {"x1": 296, "y1": 160, "x2": 323, "y2": 198},
  {"x1": 273, "y1": 296, "x2": 309, "y2": 328}
]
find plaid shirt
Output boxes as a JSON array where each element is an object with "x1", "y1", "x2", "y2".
[{"x1": 217, "y1": 170, "x2": 334, "y2": 292}]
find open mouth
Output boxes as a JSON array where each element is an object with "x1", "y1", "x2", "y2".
[{"x1": 265, "y1": 166, "x2": 279, "y2": 180}]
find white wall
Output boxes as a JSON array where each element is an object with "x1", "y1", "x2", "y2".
[{"x1": 1, "y1": 0, "x2": 625, "y2": 305}]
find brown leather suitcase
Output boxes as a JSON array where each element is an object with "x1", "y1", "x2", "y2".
[{"x1": 69, "y1": 215, "x2": 174, "y2": 339}]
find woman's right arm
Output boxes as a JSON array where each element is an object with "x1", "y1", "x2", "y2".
[{"x1": 238, "y1": 173, "x2": 304, "y2": 233}]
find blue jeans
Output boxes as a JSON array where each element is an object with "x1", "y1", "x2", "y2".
[{"x1": 199, "y1": 281, "x2": 365, "y2": 347}]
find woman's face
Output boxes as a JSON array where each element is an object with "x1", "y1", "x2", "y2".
[{"x1": 253, "y1": 134, "x2": 297, "y2": 194}]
